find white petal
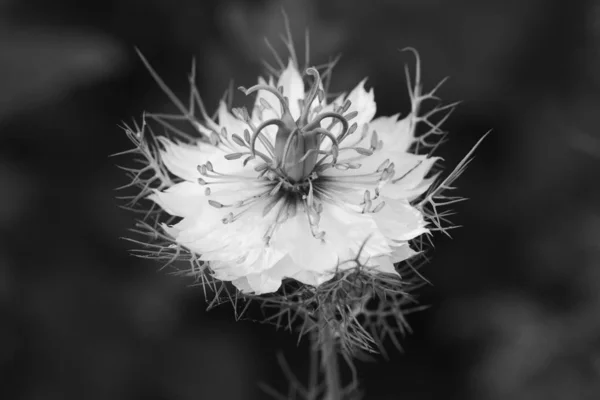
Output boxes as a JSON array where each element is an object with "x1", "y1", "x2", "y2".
[
  {"x1": 148, "y1": 181, "x2": 205, "y2": 217},
  {"x1": 228, "y1": 244, "x2": 337, "y2": 293},
  {"x1": 290, "y1": 269, "x2": 328, "y2": 287},
  {"x1": 318, "y1": 80, "x2": 376, "y2": 152},
  {"x1": 163, "y1": 208, "x2": 222, "y2": 253},
  {"x1": 248, "y1": 255, "x2": 297, "y2": 293},
  {"x1": 252, "y1": 76, "x2": 280, "y2": 119},
  {"x1": 271, "y1": 214, "x2": 338, "y2": 273},
  {"x1": 390, "y1": 243, "x2": 419, "y2": 263},
  {"x1": 346, "y1": 78, "x2": 376, "y2": 127},
  {"x1": 217, "y1": 101, "x2": 247, "y2": 146},
  {"x1": 277, "y1": 60, "x2": 304, "y2": 120},
  {"x1": 213, "y1": 246, "x2": 287, "y2": 285},
  {"x1": 372, "y1": 197, "x2": 428, "y2": 242},
  {"x1": 270, "y1": 203, "x2": 391, "y2": 278},
  {"x1": 158, "y1": 137, "x2": 218, "y2": 182},
  {"x1": 378, "y1": 155, "x2": 440, "y2": 200},
  {"x1": 369, "y1": 114, "x2": 414, "y2": 152},
  {"x1": 371, "y1": 255, "x2": 397, "y2": 275},
  {"x1": 185, "y1": 210, "x2": 267, "y2": 256},
  {"x1": 240, "y1": 274, "x2": 280, "y2": 295},
  {"x1": 231, "y1": 277, "x2": 253, "y2": 293},
  {"x1": 321, "y1": 204, "x2": 391, "y2": 262},
  {"x1": 230, "y1": 252, "x2": 290, "y2": 294}
]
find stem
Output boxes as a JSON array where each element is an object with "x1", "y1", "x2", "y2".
[
  {"x1": 319, "y1": 314, "x2": 342, "y2": 400},
  {"x1": 308, "y1": 331, "x2": 319, "y2": 395}
]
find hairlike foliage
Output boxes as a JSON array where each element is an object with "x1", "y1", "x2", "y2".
[{"x1": 115, "y1": 12, "x2": 485, "y2": 371}]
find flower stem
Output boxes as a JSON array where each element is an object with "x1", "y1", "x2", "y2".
[{"x1": 319, "y1": 315, "x2": 342, "y2": 400}]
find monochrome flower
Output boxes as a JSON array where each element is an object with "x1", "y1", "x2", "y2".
[{"x1": 134, "y1": 50, "x2": 449, "y2": 295}]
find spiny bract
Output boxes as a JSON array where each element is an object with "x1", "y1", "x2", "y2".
[{"x1": 122, "y1": 47, "x2": 458, "y2": 296}]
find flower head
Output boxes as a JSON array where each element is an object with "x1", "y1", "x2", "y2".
[{"x1": 127, "y1": 49, "x2": 452, "y2": 296}]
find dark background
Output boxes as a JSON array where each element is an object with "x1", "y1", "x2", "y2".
[{"x1": 1, "y1": 0, "x2": 600, "y2": 399}]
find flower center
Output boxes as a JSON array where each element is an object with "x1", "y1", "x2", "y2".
[
  {"x1": 202, "y1": 66, "x2": 393, "y2": 243},
  {"x1": 240, "y1": 67, "x2": 356, "y2": 184}
]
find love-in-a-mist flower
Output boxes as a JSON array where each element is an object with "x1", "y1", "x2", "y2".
[
  {"x1": 118, "y1": 33, "x2": 488, "y2": 398},
  {"x1": 122, "y1": 48, "x2": 461, "y2": 296}
]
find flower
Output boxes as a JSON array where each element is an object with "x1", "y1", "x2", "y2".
[{"x1": 137, "y1": 50, "x2": 449, "y2": 295}]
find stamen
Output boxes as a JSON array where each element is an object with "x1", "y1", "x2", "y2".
[
  {"x1": 343, "y1": 111, "x2": 358, "y2": 122},
  {"x1": 209, "y1": 132, "x2": 220, "y2": 146},
  {"x1": 208, "y1": 200, "x2": 225, "y2": 208},
  {"x1": 259, "y1": 98, "x2": 276, "y2": 113},
  {"x1": 338, "y1": 122, "x2": 358, "y2": 142},
  {"x1": 231, "y1": 107, "x2": 245, "y2": 121},
  {"x1": 222, "y1": 212, "x2": 235, "y2": 224},
  {"x1": 376, "y1": 159, "x2": 390, "y2": 172},
  {"x1": 306, "y1": 179, "x2": 314, "y2": 207},
  {"x1": 381, "y1": 164, "x2": 395, "y2": 181},
  {"x1": 231, "y1": 134, "x2": 246, "y2": 147},
  {"x1": 339, "y1": 99, "x2": 352, "y2": 114},
  {"x1": 307, "y1": 203, "x2": 320, "y2": 226},
  {"x1": 311, "y1": 104, "x2": 324, "y2": 120},
  {"x1": 224, "y1": 153, "x2": 245, "y2": 160},
  {"x1": 262, "y1": 195, "x2": 283, "y2": 217},
  {"x1": 362, "y1": 190, "x2": 372, "y2": 213},
  {"x1": 371, "y1": 201, "x2": 386, "y2": 213},
  {"x1": 254, "y1": 163, "x2": 269, "y2": 172},
  {"x1": 319, "y1": 172, "x2": 386, "y2": 188},
  {"x1": 304, "y1": 199, "x2": 325, "y2": 240},
  {"x1": 276, "y1": 204, "x2": 292, "y2": 224},
  {"x1": 314, "y1": 231, "x2": 326, "y2": 240},
  {"x1": 269, "y1": 180, "x2": 284, "y2": 196},
  {"x1": 370, "y1": 130, "x2": 379, "y2": 150},
  {"x1": 239, "y1": 84, "x2": 294, "y2": 118},
  {"x1": 353, "y1": 147, "x2": 373, "y2": 156}
]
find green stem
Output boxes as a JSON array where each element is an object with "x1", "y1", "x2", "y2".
[{"x1": 319, "y1": 315, "x2": 342, "y2": 400}]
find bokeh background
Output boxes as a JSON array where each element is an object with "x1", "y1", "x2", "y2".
[{"x1": 2, "y1": 0, "x2": 600, "y2": 399}]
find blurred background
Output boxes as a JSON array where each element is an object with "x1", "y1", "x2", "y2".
[{"x1": 1, "y1": 0, "x2": 600, "y2": 399}]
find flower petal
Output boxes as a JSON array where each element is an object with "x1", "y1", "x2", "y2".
[
  {"x1": 345, "y1": 78, "x2": 376, "y2": 127},
  {"x1": 158, "y1": 137, "x2": 218, "y2": 182},
  {"x1": 378, "y1": 155, "x2": 440, "y2": 200},
  {"x1": 369, "y1": 114, "x2": 414, "y2": 152},
  {"x1": 277, "y1": 60, "x2": 305, "y2": 120},
  {"x1": 370, "y1": 255, "x2": 397, "y2": 275},
  {"x1": 390, "y1": 243, "x2": 420, "y2": 264},
  {"x1": 148, "y1": 181, "x2": 205, "y2": 217},
  {"x1": 373, "y1": 197, "x2": 429, "y2": 242}
]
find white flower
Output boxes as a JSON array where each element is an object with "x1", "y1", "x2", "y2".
[{"x1": 146, "y1": 54, "x2": 446, "y2": 295}]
